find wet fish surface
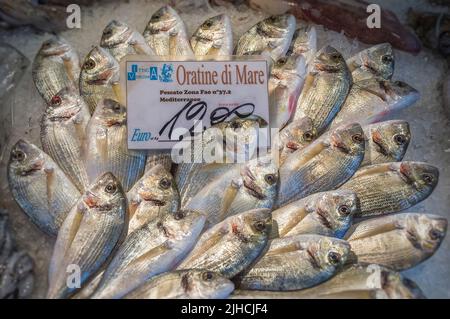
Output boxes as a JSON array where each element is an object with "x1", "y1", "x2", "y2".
[
  {"x1": 190, "y1": 14, "x2": 233, "y2": 56},
  {"x1": 7, "y1": 140, "x2": 80, "y2": 236},
  {"x1": 286, "y1": 25, "x2": 317, "y2": 65},
  {"x1": 339, "y1": 162, "x2": 439, "y2": 217}
]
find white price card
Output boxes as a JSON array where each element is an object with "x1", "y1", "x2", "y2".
[{"x1": 125, "y1": 57, "x2": 270, "y2": 149}]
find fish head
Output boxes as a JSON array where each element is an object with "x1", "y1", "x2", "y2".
[
  {"x1": 259, "y1": 14, "x2": 295, "y2": 38},
  {"x1": 382, "y1": 80, "x2": 420, "y2": 109},
  {"x1": 279, "y1": 117, "x2": 316, "y2": 152},
  {"x1": 9, "y1": 140, "x2": 45, "y2": 176},
  {"x1": 160, "y1": 210, "x2": 206, "y2": 241},
  {"x1": 185, "y1": 270, "x2": 235, "y2": 299},
  {"x1": 45, "y1": 87, "x2": 83, "y2": 122},
  {"x1": 237, "y1": 208, "x2": 272, "y2": 242},
  {"x1": 380, "y1": 269, "x2": 426, "y2": 299},
  {"x1": 81, "y1": 46, "x2": 119, "y2": 85},
  {"x1": 96, "y1": 99, "x2": 126, "y2": 127},
  {"x1": 83, "y1": 172, "x2": 126, "y2": 212},
  {"x1": 135, "y1": 164, "x2": 178, "y2": 207},
  {"x1": 404, "y1": 214, "x2": 447, "y2": 253},
  {"x1": 146, "y1": 5, "x2": 181, "y2": 34},
  {"x1": 192, "y1": 14, "x2": 232, "y2": 44},
  {"x1": 313, "y1": 46, "x2": 347, "y2": 73},
  {"x1": 312, "y1": 236, "x2": 350, "y2": 271},
  {"x1": 288, "y1": 26, "x2": 317, "y2": 60},
  {"x1": 369, "y1": 120, "x2": 410, "y2": 161},
  {"x1": 398, "y1": 162, "x2": 439, "y2": 195},
  {"x1": 271, "y1": 55, "x2": 306, "y2": 81},
  {"x1": 330, "y1": 123, "x2": 365, "y2": 156},
  {"x1": 362, "y1": 43, "x2": 395, "y2": 80},
  {"x1": 39, "y1": 37, "x2": 72, "y2": 57},
  {"x1": 100, "y1": 20, "x2": 133, "y2": 48},
  {"x1": 241, "y1": 156, "x2": 279, "y2": 201}
]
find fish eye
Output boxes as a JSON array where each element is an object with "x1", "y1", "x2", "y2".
[
  {"x1": 352, "y1": 133, "x2": 364, "y2": 144},
  {"x1": 264, "y1": 174, "x2": 277, "y2": 185},
  {"x1": 230, "y1": 121, "x2": 241, "y2": 130},
  {"x1": 277, "y1": 57, "x2": 288, "y2": 65},
  {"x1": 174, "y1": 211, "x2": 185, "y2": 220},
  {"x1": 202, "y1": 271, "x2": 215, "y2": 281},
  {"x1": 105, "y1": 183, "x2": 117, "y2": 194},
  {"x1": 303, "y1": 131, "x2": 314, "y2": 141},
  {"x1": 268, "y1": 16, "x2": 277, "y2": 23},
  {"x1": 338, "y1": 205, "x2": 350, "y2": 215},
  {"x1": 395, "y1": 81, "x2": 406, "y2": 88},
  {"x1": 112, "y1": 103, "x2": 121, "y2": 112},
  {"x1": 159, "y1": 177, "x2": 172, "y2": 189},
  {"x1": 84, "y1": 58, "x2": 96, "y2": 70},
  {"x1": 51, "y1": 95, "x2": 62, "y2": 106},
  {"x1": 12, "y1": 150, "x2": 26, "y2": 162},
  {"x1": 382, "y1": 55, "x2": 393, "y2": 64},
  {"x1": 422, "y1": 173, "x2": 434, "y2": 185},
  {"x1": 393, "y1": 134, "x2": 406, "y2": 145},
  {"x1": 327, "y1": 251, "x2": 341, "y2": 265},
  {"x1": 203, "y1": 20, "x2": 214, "y2": 28},
  {"x1": 104, "y1": 29, "x2": 113, "y2": 37},
  {"x1": 253, "y1": 221, "x2": 266, "y2": 232},
  {"x1": 429, "y1": 229, "x2": 442, "y2": 240},
  {"x1": 152, "y1": 13, "x2": 162, "y2": 20},
  {"x1": 330, "y1": 53, "x2": 340, "y2": 61}
]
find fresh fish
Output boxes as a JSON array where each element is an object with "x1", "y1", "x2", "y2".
[
  {"x1": 272, "y1": 190, "x2": 359, "y2": 238},
  {"x1": 231, "y1": 264, "x2": 425, "y2": 299},
  {"x1": 234, "y1": 234, "x2": 350, "y2": 291},
  {"x1": 286, "y1": 25, "x2": 317, "y2": 65},
  {"x1": 346, "y1": 43, "x2": 395, "y2": 82},
  {"x1": 127, "y1": 164, "x2": 179, "y2": 235},
  {"x1": 277, "y1": 123, "x2": 365, "y2": 207},
  {"x1": 294, "y1": 46, "x2": 352, "y2": 134},
  {"x1": 100, "y1": 20, "x2": 154, "y2": 62},
  {"x1": 143, "y1": 5, "x2": 193, "y2": 56},
  {"x1": 190, "y1": 14, "x2": 233, "y2": 56},
  {"x1": 276, "y1": 117, "x2": 317, "y2": 165},
  {"x1": 177, "y1": 208, "x2": 272, "y2": 278},
  {"x1": 268, "y1": 55, "x2": 306, "y2": 130},
  {"x1": 234, "y1": 14, "x2": 296, "y2": 60},
  {"x1": 79, "y1": 46, "x2": 119, "y2": 114},
  {"x1": 346, "y1": 213, "x2": 447, "y2": 270},
  {"x1": 361, "y1": 120, "x2": 410, "y2": 167},
  {"x1": 32, "y1": 37, "x2": 79, "y2": 104},
  {"x1": 85, "y1": 98, "x2": 146, "y2": 191},
  {"x1": 124, "y1": 270, "x2": 234, "y2": 299},
  {"x1": 339, "y1": 162, "x2": 439, "y2": 217},
  {"x1": 145, "y1": 151, "x2": 172, "y2": 172},
  {"x1": 185, "y1": 156, "x2": 278, "y2": 226},
  {"x1": 7, "y1": 140, "x2": 80, "y2": 236},
  {"x1": 329, "y1": 79, "x2": 420, "y2": 129},
  {"x1": 40, "y1": 87, "x2": 90, "y2": 192},
  {"x1": 90, "y1": 210, "x2": 205, "y2": 299},
  {"x1": 47, "y1": 172, "x2": 128, "y2": 299}
]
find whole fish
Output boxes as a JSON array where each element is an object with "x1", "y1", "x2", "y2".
[
  {"x1": 268, "y1": 55, "x2": 306, "y2": 130},
  {"x1": 190, "y1": 14, "x2": 233, "y2": 56},
  {"x1": 276, "y1": 117, "x2": 317, "y2": 165},
  {"x1": 40, "y1": 87, "x2": 90, "y2": 192},
  {"x1": 339, "y1": 162, "x2": 439, "y2": 217},
  {"x1": 272, "y1": 190, "x2": 359, "y2": 238},
  {"x1": 32, "y1": 37, "x2": 80, "y2": 104},
  {"x1": 127, "y1": 164, "x2": 179, "y2": 235},
  {"x1": 143, "y1": 5, "x2": 193, "y2": 56},
  {"x1": 346, "y1": 43, "x2": 395, "y2": 82},
  {"x1": 100, "y1": 20, "x2": 154, "y2": 62},
  {"x1": 235, "y1": 235, "x2": 350, "y2": 291},
  {"x1": 329, "y1": 79, "x2": 420, "y2": 129},
  {"x1": 124, "y1": 270, "x2": 234, "y2": 299},
  {"x1": 231, "y1": 264, "x2": 425, "y2": 299},
  {"x1": 286, "y1": 25, "x2": 317, "y2": 65},
  {"x1": 346, "y1": 213, "x2": 447, "y2": 270},
  {"x1": 85, "y1": 98, "x2": 146, "y2": 191},
  {"x1": 294, "y1": 46, "x2": 352, "y2": 134},
  {"x1": 185, "y1": 156, "x2": 278, "y2": 226},
  {"x1": 361, "y1": 120, "x2": 410, "y2": 167},
  {"x1": 177, "y1": 208, "x2": 272, "y2": 278},
  {"x1": 47, "y1": 172, "x2": 128, "y2": 299},
  {"x1": 277, "y1": 123, "x2": 365, "y2": 207},
  {"x1": 90, "y1": 210, "x2": 205, "y2": 299},
  {"x1": 79, "y1": 46, "x2": 119, "y2": 114},
  {"x1": 7, "y1": 140, "x2": 80, "y2": 236},
  {"x1": 234, "y1": 14, "x2": 296, "y2": 60}
]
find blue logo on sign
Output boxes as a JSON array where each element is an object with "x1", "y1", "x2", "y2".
[
  {"x1": 150, "y1": 67, "x2": 158, "y2": 80},
  {"x1": 159, "y1": 64, "x2": 173, "y2": 83},
  {"x1": 128, "y1": 64, "x2": 138, "y2": 81}
]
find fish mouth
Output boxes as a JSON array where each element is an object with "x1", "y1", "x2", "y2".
[
  {"x1": 138, "y1": 190, "x2": 166, "y2": 206},
  {"x1": 86, "y1": 68, "x2": 117, "y2": 85},
  {"x1": 83, "y1": 192, "x2": 112, "y2": 211},
  {"x1": 104, "y1": 117, "x2": 126, "y2": 127},
  {"x1": 371, "y1": 130, "x2": 390, "y2": 156}
]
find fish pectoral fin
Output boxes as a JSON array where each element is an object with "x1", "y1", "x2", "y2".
[
  {"x1": 285, "y1": 140, "x2": 328, "y2": 171},
  {"x1": 350, "y1": 163, "x2": 392, "y2": 179},
  {"x1": 266, "y1": 240, "x2": 303, "y2": 256},
  {"x1": 277, "y1": 206, "x2": 309, "y2": 237},
  {"x1": 186, "y1": 227, "x2": 228, "y2": 263},
  {"x1": 301, "y1": 73, "x2": 316, "y2": 95},
  {"x1": 44, "y1": 166, "x2": 55, "y2": 209},
  {"x1": 217, "y1": 181, "x2": 240, "y2": 221},
  {"x1": 128, "y1": 243, "x2": 171, "y2": 268},
  {"x1": 346, "y1": 219, "x2": 399, "y2": 241}
]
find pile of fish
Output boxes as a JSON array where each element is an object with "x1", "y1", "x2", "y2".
[{"x1": 6, "y1": 5, "x2": 446, "y2": 299}]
